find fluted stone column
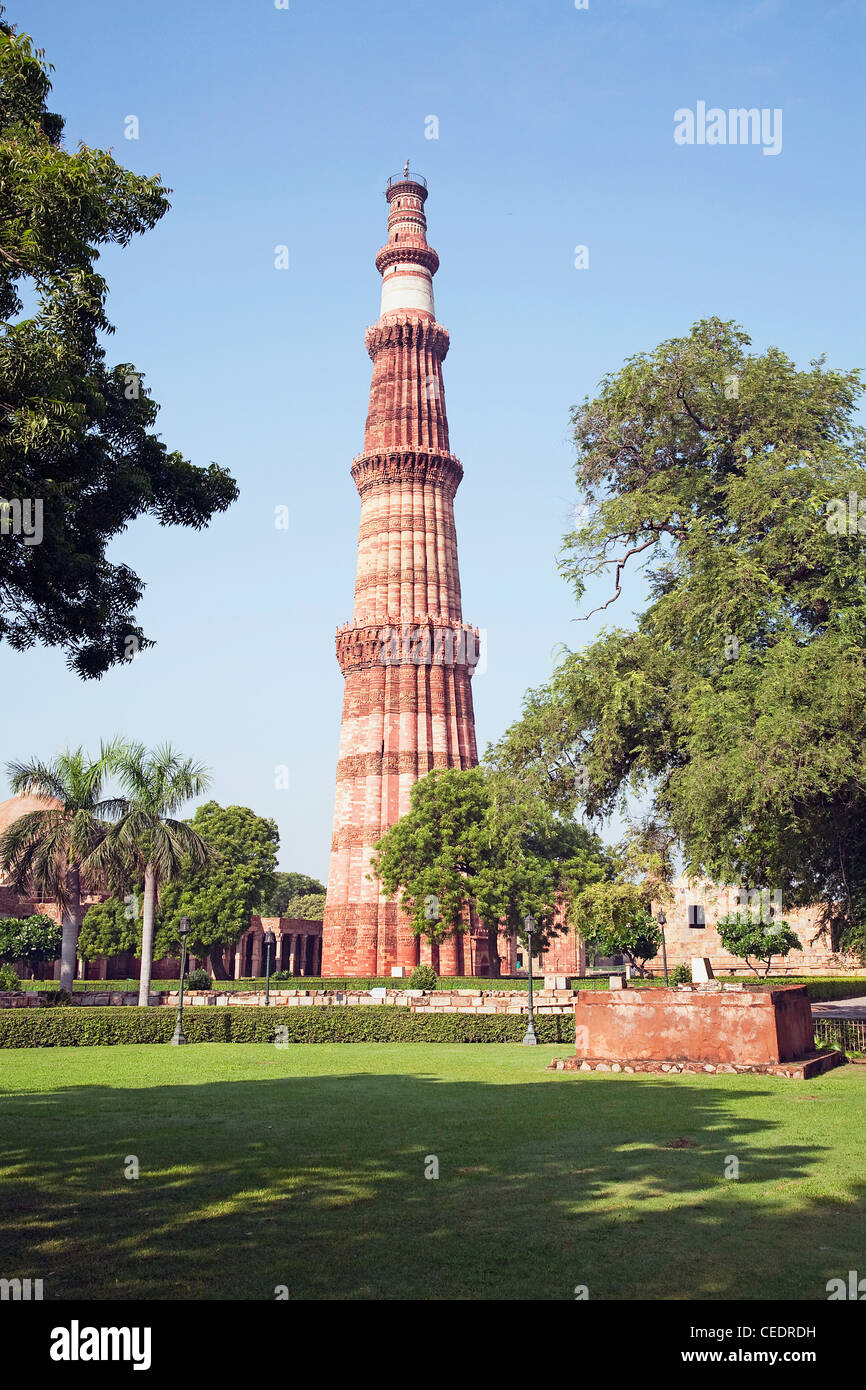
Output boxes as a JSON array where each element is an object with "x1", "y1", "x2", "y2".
[{"x1": 323, "y1": 172, "x2": 480, "y2": 978}]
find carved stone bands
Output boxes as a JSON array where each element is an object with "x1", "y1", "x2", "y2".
[
  {"x1": 364, "y1": 315, "x2": 450, "y2": 362},
  {"x1": 374, "y1": 242, "x2": 440, "y2": 276},
  {"x1": 350, "y1": 449, "x2": 463, "y2": 498},
  {"x1": 336, "y1": 750, "x2": 471, "y2": 781},
  {"x1": 330, "y1": 824, "x2": 387, "y2": 853},
  {"x1": 335, "y1": 618, "x2": 480, "y2": 675}
]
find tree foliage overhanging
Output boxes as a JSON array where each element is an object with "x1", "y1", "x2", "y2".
[
  {"x1": 492, "y1": 318, "x2": 866, "y2": 955},
  {"x1": 0, "y1": 13, "x2": 237, "y2": 676}
]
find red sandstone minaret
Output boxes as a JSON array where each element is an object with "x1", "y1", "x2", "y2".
[{"x1": 321, "y1": 169, "x2": 480, "y2": 977}]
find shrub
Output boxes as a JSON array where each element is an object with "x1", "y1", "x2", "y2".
[
  {"x1": 0, "y1": 1005, "x2": 577, "y2": 1048},
  {"x1": 185, "y1": 968, "x2": 212, "y2": 991},
  {"x1": 407, "y1": 964, "x2": 438, "y2": 991},
  {"x1": 668, "y1": 963, "x2": 692, "y2": 985},
  {"x1": 0, "y1": 962, "x2": 21, "y2": 990},
  {"x1": 270, "y1": 970, "x2": 293, "y2": 982}
]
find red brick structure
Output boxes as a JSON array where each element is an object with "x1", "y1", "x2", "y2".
[
  {"x1": 573, "y1": 984, "x2": 815, "y2": 1067},
  {"x1": 322, "y1": 171, "x2": 481, "y2": 977},
  {"x1": 228, "y1": 916, "x2": 322, "y2": 979},
  {"x1": 551, "y1": 982, "x2": 845, "y2": 1078},
  {"x1": 0, "y1": 794, "x2": 107, "y2": 980}
]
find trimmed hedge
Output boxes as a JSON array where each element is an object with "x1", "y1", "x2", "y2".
[
  {"x1": 0, "y1": 1005, "x2": 577, "y2": 1048},
  {"x1": 771, "y1": 977, "x2": 866, "y2": 1002}
]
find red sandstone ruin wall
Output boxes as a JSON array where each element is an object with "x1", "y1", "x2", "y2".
[{"x1": 574, "y1": 986, "x2": 814, "y2": 1066}]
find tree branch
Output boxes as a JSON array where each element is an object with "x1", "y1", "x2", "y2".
[{"x1": 576, "y1": 537, "x2": 657, "y2": 621}]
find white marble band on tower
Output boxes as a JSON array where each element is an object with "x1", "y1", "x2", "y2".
[{"x1": 380, "y1": 266, "x2": 435, "y2": 317}]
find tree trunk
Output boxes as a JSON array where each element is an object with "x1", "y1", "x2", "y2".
[
  {"x1": 209, "y1": 943, "x2": 229, "y2": 980},
  {"x1": 138, "y1": 863, "x2": 158, "y2": 1006},
  {"x1": 59, "y1": 867, "x2": 81, "y2": 994},
  {"x1": 487, "y1": 925, "x2": 501, "y2": 979}
]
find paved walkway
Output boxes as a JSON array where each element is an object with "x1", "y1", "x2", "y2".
[{"x1": 811, "y1": 995, "x2": 866, "y2": 1019}]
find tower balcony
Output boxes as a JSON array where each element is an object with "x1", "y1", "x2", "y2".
[
  {"x1": 350, "y1": 448, "x2": 463, "y2": 497},
  {"x1": 386, "y1": 171, "x2": 427, "y2": 193}
]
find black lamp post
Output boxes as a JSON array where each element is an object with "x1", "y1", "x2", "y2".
[
  {"x1": 170, "y1": 916, "x2": 191, "y2": 1046},
  {"x1": 522, "y1": 914, "x2": 538, "y2": 1046},
  {"x1": 657, "y1": 910, "x2": 669, "y2": 985},
  {"x1": 263, "y1": 930, "x2": 276, "y2": 1005}
]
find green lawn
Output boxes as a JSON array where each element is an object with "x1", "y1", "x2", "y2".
[{"x1": 1, "y1": 1044, "x2": 864, "y2": 1301}]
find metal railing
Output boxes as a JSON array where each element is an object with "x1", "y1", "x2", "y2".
[
  {"x1": 814, "y1": 1016, "x2": 866, "y2": 1053},
  {"x1": 386, "y1": 170, "x2": 427, "y2": 190}
]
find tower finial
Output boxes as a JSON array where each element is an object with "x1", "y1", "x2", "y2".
[{"x1": 403, "y1": 158, "x2": 409, "y2": 178}]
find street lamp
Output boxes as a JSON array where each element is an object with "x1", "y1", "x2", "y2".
[
  {"x1": 656, "y1": 910, "x2": 669, "y2": 985},
  {"x1": 263, "y1": 929, "x2": 276, "y2": 1005},
  {"x1": 522, "y1": 913, "x2": 538, "y2": 1046},
  {"x1": 170, "y1": 916, "x2": 191, "y2": 1046}
]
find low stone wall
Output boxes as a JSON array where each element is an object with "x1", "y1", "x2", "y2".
[
  {"x1": 0, "y1": 991, "x2": 163, "y2": 1008},
  {"x1": 406, "y1": 988, "x2": 575, "y2": 1015},
  {"x1": 0, "y1": 987, "x2": 577, "y2": 1014},
  {"x1": 158, "y1": 987, "x2": 578, "y2": 1014}
]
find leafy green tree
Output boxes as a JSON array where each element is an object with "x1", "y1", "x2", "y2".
[
  {"x1": 77, "y1": 893, "x2": 140, "y2": 961},
  {"x1": 0, "y1": 12, "x2": 237, "y2": 677},
  {"x1": 716, "y1": 912, "x2": 802, "y2": 976},
  {"x1": 495, "y1": 319, "x2": 866, "y2": 954},
  {"x1": 0, "y1": 911, "x2": 60, "y2": 976},
  {"x1": 259, "y1": 872, "x2": 325, "y2": 916},
  {"x1": 90, "y1": 743, "x2": 211, "y2": 1004},
  {"x1": 0, "y1": 745, "x2": 119, "y2": 989},
  {"x1": 156, "y1": 802, "x2": 279, "y2": 977},
  {"x1": 284, "y1": 891, "x2": 325, "y2": 920},
  {"x1": 571, "y1": 881, "x2": 660, "y2": 976},
  {"x1": 372, "y1": 766, "x2": 606, "y2": 977}
]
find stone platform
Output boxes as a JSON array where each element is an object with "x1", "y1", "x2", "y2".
[
  {"x1": 573, "y1": 982, "x2": 817, "y2": 1067},
  {"x1": 546, "y1": 1050, "x2": 845, "y2": 1080},
  {"x1": 551, "y1": 982, "x2": 843, "y2": 1079}
]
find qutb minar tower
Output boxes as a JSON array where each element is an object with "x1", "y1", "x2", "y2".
[{"x1": 322, "y1": 168, "x2": 481, "y2": 977}]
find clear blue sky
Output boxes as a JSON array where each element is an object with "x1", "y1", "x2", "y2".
[{"x1": 2, "y1": 0, "x2": 864, "y2": 877}]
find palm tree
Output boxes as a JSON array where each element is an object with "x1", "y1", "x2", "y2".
[
  {"x1": 94, "y1": 743, "x2": 212, "y2": 1005},
  {"x1": 0, "y1": 746, "x2": 123, "y2": 992}
]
